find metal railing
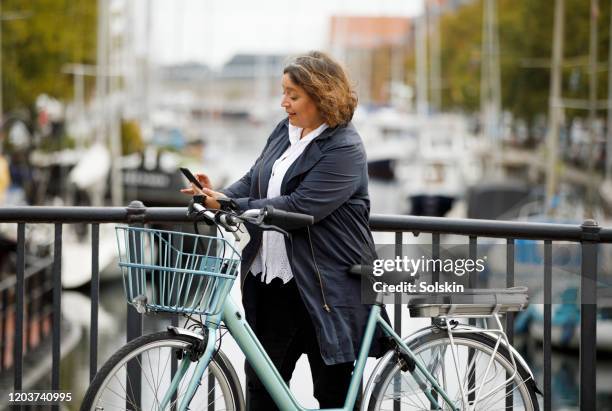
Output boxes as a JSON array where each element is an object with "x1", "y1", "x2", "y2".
[
  {"x1": 0, "y1": 201, "x2": 610, "y2": 410},
  {"x1": 0, "y1": 253, "x2": 54, "y2": 374}
]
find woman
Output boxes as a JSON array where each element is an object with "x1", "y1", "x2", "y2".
[{"x1": 182, "y1": 51, "x2": 383, "y2": 410}]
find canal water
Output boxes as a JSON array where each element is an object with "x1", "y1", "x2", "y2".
[{"x1": 27, "y1": 118, "x2": 612, "y2": 410}]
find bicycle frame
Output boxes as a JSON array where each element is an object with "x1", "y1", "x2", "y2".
[{"x1": 167, "y1": 295, "x2": 459, "y2": 411}]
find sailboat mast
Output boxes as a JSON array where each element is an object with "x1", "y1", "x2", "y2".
[
  {"x1": 545, "y1": 0, "x2": 565, "y2": 213},
  {"x1": 586, "y1": 0, "x2": 599, "y2": 218},
  {"x1": 429, "y1": 0, "x2": 442, "y2": 113},
  {"x1": 96, "y1": 0, "x2": 108, "y2": 145},
  {"x1": 416, "y1": 6, "x2": 428, "y2": 116},
  {"x1": 607, "y1": 0, "x2": 612, "y2": 180},
  {"x1": 480, "y1": 0, "x2": 501, "y2": 143}
]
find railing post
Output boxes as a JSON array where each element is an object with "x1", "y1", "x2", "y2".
[
  {"x1": 126, "y1": 200, "x2": 146, "y2": 410},
  {"x1": 394, "y1": 232, "x2": 402, "y2": 411},
  {"x1": 468, "y1": 236, "x2": 477, "y2": 404},
  {"x1": 506, "y1": 238, "x2": 515, "y2": 410},
  {"x1": 544, "y1": 240, "x2": 552, "y2": 411},
  {"x1": 14, "y1": 223, "x2": 25, "y2": 390},
  {"x1": 89, "y1": 223, "x2": 100, "y2": 382},
  {"x1": 52, "y1": 224, "x2": 62, "y2": 411},
  {"x1": 580, "y1": 219, "x2": 599, "y2": 411},
  {"x1": 394, "y1": 232, "x2": 402, "y2": 334}
]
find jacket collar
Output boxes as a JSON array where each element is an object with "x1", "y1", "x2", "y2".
[
  {"x1": 281, "y1": 140, "x2": 322, "y2": 193},
  {"x1": 258, "y1": 119, "x2": 325, "y2": 197}
]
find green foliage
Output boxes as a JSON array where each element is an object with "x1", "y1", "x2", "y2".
[
  {"x1": 436, "y1": 0, "x2": 611, "y2": 125},
  {"x1": 371, "y1": 45, "x2": 393, "y2": 104},
  {"x1": 121, "y1": 120, "x2": 144, "y2": 155},
  {"x1": 38, "y1": 133, "x2": 76, "y2": 152},
  {"x1": 1, "y1": 0, "x2": 97, "y2": 114},
  {"x1": 439, "y1": 0, "x2": 482, "y2": 111}
]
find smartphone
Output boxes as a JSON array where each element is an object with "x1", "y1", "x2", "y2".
[{"x1": 179, "y1": 167, "x2": 204, "y2": 190}]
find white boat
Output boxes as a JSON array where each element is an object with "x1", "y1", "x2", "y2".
[
  {"x1": 61, "y1": 223, "x2": 120, "y2": 289},
  {"x1": 396, "y1": 114, "x2": 481, "y2": 216},
  {"x1": 353, "y1": 108, "x2": 420, "y2": 180}
]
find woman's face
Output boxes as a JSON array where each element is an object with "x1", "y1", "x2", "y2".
[{"x1": 281, "y1": 73, "x2": 323, "y2": 131}]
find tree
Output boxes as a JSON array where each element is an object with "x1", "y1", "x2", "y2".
[
  {"x1": 1, "y1": 0, "x2": 97, "y2": 116},
  {"x1": 433, "y1": 0, "x2": 611, "y2": 129}
]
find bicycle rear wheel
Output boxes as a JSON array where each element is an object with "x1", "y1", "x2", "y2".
[
  {"x1": 81, "y1": 331, "x2": 244, "y2": 411},
  {"x1": 367, "y1": 332, "x2": 539, "y2": 411}
]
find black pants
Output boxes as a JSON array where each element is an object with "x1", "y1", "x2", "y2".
[{"x1": 243, "y1": 274, "x2": 357, "y2": 411}]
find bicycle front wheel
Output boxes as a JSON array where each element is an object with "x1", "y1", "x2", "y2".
[
  {"x1": 81, "y1": 331, "x2": 244, "y2": 411},
  {"x1": 367, "y1": 332, "x2": 539, "y2": 411}
]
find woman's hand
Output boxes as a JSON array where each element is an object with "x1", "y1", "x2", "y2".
[
  {"x1": 200, "y1": 187, "x2": 224, "y2": 210},
  {"x1": 179, "y1": 172, "x2": 223, "y2": 209},
  {"x1": 179, "y1": 172, "x2": 213, "y2": 195}
]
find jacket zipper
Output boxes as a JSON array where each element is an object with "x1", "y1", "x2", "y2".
[
  {"x1": 306, "y1": 226, "x2": 331, "y2": 312},
  {"x1": 290, "y1": 229, "x2": 331, "y2": 362}
]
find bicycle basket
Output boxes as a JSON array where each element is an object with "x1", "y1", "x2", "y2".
[{"x1": 115, "y1": 226, "x2": 241, "y2": 315}]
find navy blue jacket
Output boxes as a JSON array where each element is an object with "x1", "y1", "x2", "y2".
[{"x1": 221, "y1": 118, "x2": 384, "y2": 365}]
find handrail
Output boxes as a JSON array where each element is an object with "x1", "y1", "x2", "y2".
[{"x1": 1, "y1": 204, "x2": 609, "y2": 242}]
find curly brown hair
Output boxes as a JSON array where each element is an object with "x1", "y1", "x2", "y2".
[{"x1": 283, "y1": 51, "x2": 358, "y2": 128}]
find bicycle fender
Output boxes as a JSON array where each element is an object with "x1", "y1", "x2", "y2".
[
  {"x1": 447, "y1": 324, "x2": 537, "y2": 383},
  {"x1": 168, "y1": 326, "x2": 206, "y2": 342}
]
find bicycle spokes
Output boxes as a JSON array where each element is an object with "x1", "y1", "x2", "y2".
[{"x1": 375, "y1": 336, "x2": 534, "y2": 411}]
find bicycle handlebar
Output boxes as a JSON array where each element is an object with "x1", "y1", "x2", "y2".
[
  {"x1": 262, "y1": 205, "x2": 314, "y2": 229},
  {"x1": 188, "y1": 196, "x2": 314, "y2": 233}
]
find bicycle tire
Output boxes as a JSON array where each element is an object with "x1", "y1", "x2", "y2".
[
  {"x1": 366, "y1": 331, "x2": 539, "y2": 411},
  {"x1": 81, "y1": 331, "x2": 244, "y2": 411}
]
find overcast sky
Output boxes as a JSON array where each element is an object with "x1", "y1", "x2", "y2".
[{"x1": 145, "y1": 0, "x2": 424, "y2": 68}]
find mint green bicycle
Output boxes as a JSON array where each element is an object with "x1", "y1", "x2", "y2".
[{"x1": 81, "y1": 201, "x2": 540, "y2": 411}]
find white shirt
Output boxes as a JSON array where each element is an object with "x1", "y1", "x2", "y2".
[{"x1": 251, "y1": 122, "x2": 329, "y2": 284}]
